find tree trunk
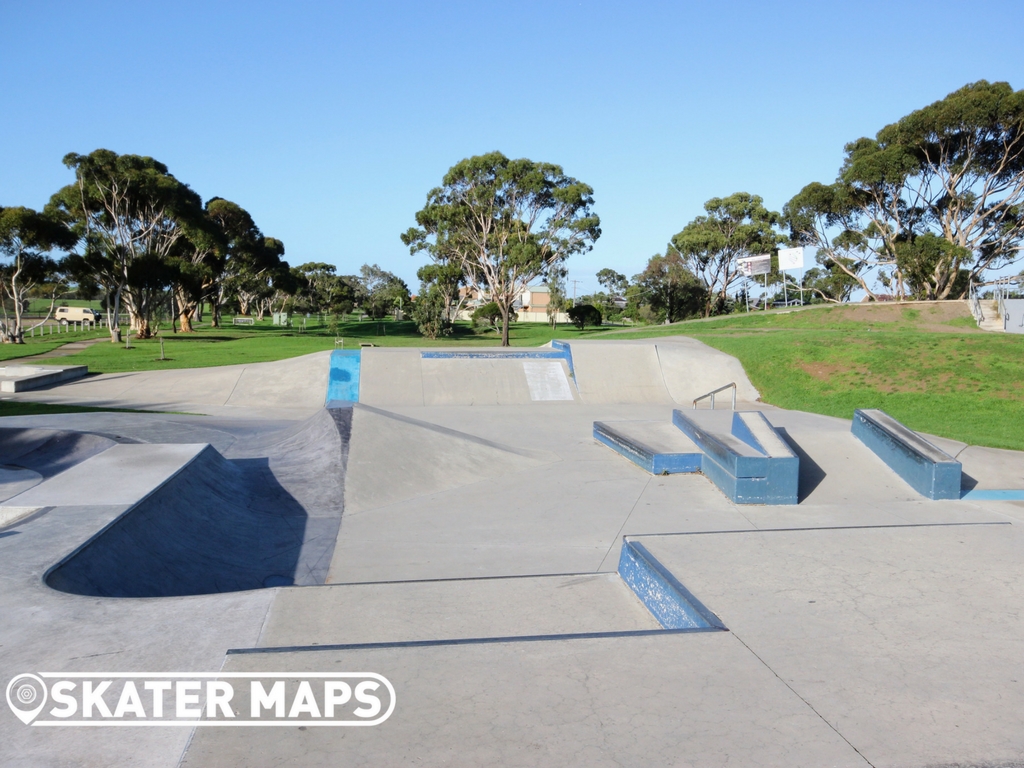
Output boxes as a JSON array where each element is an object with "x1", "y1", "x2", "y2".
[
  {"x1": 108, "y1": 288, "x2": 122, "y2": 343},
  {"x1": 500, "y1": 303, "x2": 511, "y2": 347},
  {"x1": 173, "y1": 286, "x2": 197, "y2": 333}
]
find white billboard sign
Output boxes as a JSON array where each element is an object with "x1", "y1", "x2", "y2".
[
  {"x1": 777, "y1": 246, "x2": 805, "y2": 271},
  {"x1": 736, "y1": 254, "x2": 771, "y2": 277}
]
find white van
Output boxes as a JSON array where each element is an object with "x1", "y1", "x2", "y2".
[{"x1": 55, "y1": 306, "x2": 101, "y2": 325}]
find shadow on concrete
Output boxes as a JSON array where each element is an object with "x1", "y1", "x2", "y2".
[
  {"x1": 960, "y1": 471, "x2": 979, "y2": 492},
  {"x1": 776, "y1": 427, "x2": 826, "y2": 502},
  {"x1": 45, "y1": 408, "x2": 352, "y2": 598},
  {"x1": 0, "y1": 428, "x2": 117, "y2": 478}
]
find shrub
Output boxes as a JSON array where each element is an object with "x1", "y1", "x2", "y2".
[{"x1": 567, "y1": 303, "x2": 602, "y2": 329}]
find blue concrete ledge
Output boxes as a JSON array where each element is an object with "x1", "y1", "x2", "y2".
[
  {"x1": 730, "y1": 412, "x2": 799, "y2": 505},
  {"x1": 851, "y1": 409, "x2": 961, "y2": 500},
  {"x1": 593, "y1": 422, "x2": 702, "y2": 475},
  {"x1": 672, "y1": 410, "x2": 769, "y2": 478},
  {"x1": 618, "y1": 540, "x2": 726, "y2": 630},
  {"x1": 327, "y1": 350, "x2": 361, "y2": 404},
  {"x1": 672, "y1": 410, "x2": 799, "y2": 505}
]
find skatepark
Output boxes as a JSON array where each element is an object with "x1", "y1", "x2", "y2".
[{"x1": 2, "y1": 336, "x2": 1024, "y2": 767}]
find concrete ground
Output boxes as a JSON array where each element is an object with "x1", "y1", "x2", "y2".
[{"x1": 1, "y1": 340, "x2": 1023, "y2": 767}]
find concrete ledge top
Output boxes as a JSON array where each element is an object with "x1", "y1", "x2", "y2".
[{"x1": 855, "y1": 409, "x2": 957, "y2": 464}]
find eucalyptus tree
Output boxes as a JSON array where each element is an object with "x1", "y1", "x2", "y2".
[
  {"x1": 671, "y1": 193, "x2": 783, "y2": 317},
  {"x1": 0, "y1": 206, "x2": 77, "y2": 342},
  {"x1": 293, "y1": 262, "x2": 355, "y2": 316},
  {"x1": 357, "y1": 263, "x2": 409, "y2": 319},
  {"x1": 596, "y1": 268, "x2": 628, "y2": 296},
  {"x1": 231, "y1": 237, "x2": 287, "y2": 318},
  {"x1": 633, "y1": 251, "x2": 706, "y2": 323},
  {"x1": 405, "y1": 152, "x2": 600, "y2": 345},
  {"x1": 787, "y1": 81, "x2": 1024, "y2": 300},
  {"x1": 49, "y1": 149, "x2": 204, "y2": 339},
  {"x1": 171, "y1": 206, "x2": 227, "y2": 332}
]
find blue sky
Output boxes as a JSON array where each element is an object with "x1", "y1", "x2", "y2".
[{"x1": 3, "y1": 0, "x2": 1022, "y2": 296}]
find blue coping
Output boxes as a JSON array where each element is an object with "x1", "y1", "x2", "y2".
[
  {"x1": 326, "y1": 349, "x2": 360, "y2": 404},
  {"x1": 618, "y1": 540, "x2": 726, "y2": 631},
  {"x1": 593, "y1": 422, "x2": 702, "y2": 475},
  {"x1": 851, "y1": 409, "x2": 962, "y2": 500},
  {"x1": 549, "y1": 340, "x2": 575, "y2": 378},
  {"x1": 421, "y1": 343, "x2": 576, "y2": 379},
  {"x1": 960, "y1": 489, "x2": 1024, "y2": 501}
]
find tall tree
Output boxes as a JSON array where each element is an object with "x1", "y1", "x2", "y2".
[
  {"x1": 293, "y1": 262, "x2": 355, "y2": 316},
  {"x1": 788, "y1": 81, "x2": 1024, "y2": 301},
  {"x1": 633, "y1": 251, "x2": 707, "y2": 323},
  {"x1": 671, "y1": 193, "x2": 783, "y2": 317},
  {"x1": 596, "y1": 268, "x2": 628, "y2": 297},
  {"x1": 0, "y1": 207, "x2": 77, "y2": 342},
  {"x1": 49, "y1": 149, "x2": 204, "y2": 339},
  {"x1": 357, "y1": 264, "x2": 409, "y2": 319},
  {"x1": 405, "y1": 152, "x2": 600, "y2": 345}
]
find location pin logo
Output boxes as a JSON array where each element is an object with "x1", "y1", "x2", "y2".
[{"x1": 6, "y1": 674, "x2": 47, "y2": 725}]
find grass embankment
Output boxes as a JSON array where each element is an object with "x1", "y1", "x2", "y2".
[
  {"x1": 615, "y1": 302, "x2": 1024, "y2": 451},
  {"x1": 7, "y1": 317, "x2": 618, "y2": 374}
]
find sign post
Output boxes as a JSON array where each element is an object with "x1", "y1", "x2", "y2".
[
  {"x1": 777, "y1": 247, "x2": 806, "y2": 306},
  {"x1": 736, "y1": 254, "x2": 771, "y2": 310}
]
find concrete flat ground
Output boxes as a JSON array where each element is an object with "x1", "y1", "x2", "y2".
[{"x1": 1, "y1": 339, "x2": 1023, "y2": 767}]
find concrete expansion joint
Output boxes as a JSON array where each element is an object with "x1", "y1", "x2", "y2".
[{"x1": 729, "y1": 630, "x2": 878, "y2": 768}]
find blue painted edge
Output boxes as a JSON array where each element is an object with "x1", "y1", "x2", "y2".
[
  {"x1": 700, "y1": 452, "x2": 769, "y2": 504},
  {"x1": 851, "y1": 409, "x2": 961, "y2": 500},
  {"x1": 960, "y1": 489, "x2": 1024, "y2": 500},
  {"x1": 672, "y1": 409, "x2": 769, "y2": 478},
  {"x1": 549, "y1": 340, "x2": 575, "y2": 379},
  {"x1": 593, "y1": 422, "x2": 702, "y2": 475},
  {"x1": 421, "y1": 342, "x2": 576, "y2": 382},
  {"x1": 594, "y1": 426, "x2": 655, "y2": 473},
  {"x1": 327, "y1": 349, "x2": 361, "y2": 404},
  {"x1": 730, "y1": 411, "x2": 767, "y2": 454},
  {"x1": 618, "y1": 539, "x2": 726, "y2": 631}
]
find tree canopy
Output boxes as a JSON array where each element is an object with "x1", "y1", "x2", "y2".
[
  {"x1": 787, "y1": 80, "x2": 1024, "y2": 301},
  {"x1": 0, "y1": 206, "x2": 77, "y2": 342},
  {"x1": 671, "y1": 192, "x2": 783, "y2": 317},
  {"x1": 404, "y1": 151, "x2": 600, "y2": 345}
]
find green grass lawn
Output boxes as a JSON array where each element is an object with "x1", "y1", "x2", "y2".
[{"x1": 609, "y1": 302, "x2": 1024, "y2": 450}]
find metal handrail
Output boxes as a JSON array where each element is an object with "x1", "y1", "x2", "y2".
[
  {"x1": 968, "y1": 281, "x2": 983, "y2": 324},
  {"x1": 692, "y1": 382, "x2": 737, "y2": 410}
]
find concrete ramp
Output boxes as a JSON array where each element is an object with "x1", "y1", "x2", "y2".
[
  {"x1": 0, "y1": 427, "x2": 118, "y2": 478},
  {"x1": 654, "y1": 338, "x2": 760, "y2": 404},
  {"x1": 360, "y1": 348, "x2": 578, "y2": 406},
  {"x1": 562, "y1": 338, "x2": 759, "y2": 405},
  {"x1": 570, "y1": 342, "x2": 672, "y2": 404},
  {"x1": 339, "y1": 404, "x2": 552, "y2": 518},
  {"x1": 45, "y1": 408, "x2": 353, "y2": 597}
]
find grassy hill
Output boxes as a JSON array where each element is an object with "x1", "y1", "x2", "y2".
[{"x1": 613, "y1": 301, "x2": 1024, "y2": 450}]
